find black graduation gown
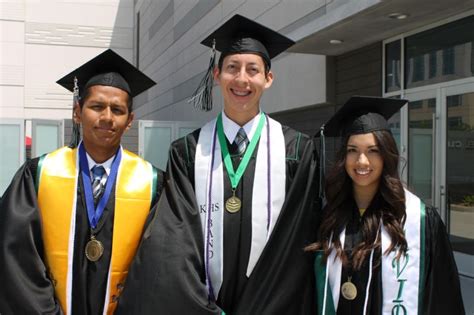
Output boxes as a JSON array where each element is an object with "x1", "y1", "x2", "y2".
[
  {"x1": 328, "y1": 196, "x2": 465, "y2": 315},
  {"x1": 0, "y1": 156, "x2": 165, "y2": 315},
  {"x1": 116, "y1": 125, "x2": 321, "y2": 315}
]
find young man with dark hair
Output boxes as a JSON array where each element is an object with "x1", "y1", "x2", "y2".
[
  {"x1": 117, "y1": 15, "x2": 320, "y2": 314},
  {"x1": 0, "y1": 49, "x2": 164, "y2": 315}
]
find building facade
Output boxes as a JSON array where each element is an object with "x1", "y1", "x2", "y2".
[{"x1": 0, "y1": 0, "x2": 472, "y2": 311}]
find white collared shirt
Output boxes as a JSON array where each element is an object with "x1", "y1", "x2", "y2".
[
  {"x1": 221, "y1": 110, "x2": 261, "y2": 144},
  {"x1": 86, "y1": 152, "x2": 114, "y2": 178}
]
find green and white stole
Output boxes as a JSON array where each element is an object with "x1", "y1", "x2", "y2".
[
  {"x1": 195, "y1": 113, "x2": 286, "y2": 299},
  {"x1": 316, "y1": 189, "x2": 426, "y2": 315}
]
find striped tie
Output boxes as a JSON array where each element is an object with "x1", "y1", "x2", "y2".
[
  {"x1": 234, "y1": 128, "x2": 249, "y2": 155},
  {"x1": 91, "y1": 165, "x2": 106, "y2": 204}
]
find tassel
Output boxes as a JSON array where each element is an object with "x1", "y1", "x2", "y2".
[
  {"x1": 68, "y1": 76, "x2": 81, "y2": 148},
  {"x1": 188, "y1": 39, "x2": 216, "y2": 111},
  {"x1": 319, "y1": 124, "x2": 326, "y2": 207}
]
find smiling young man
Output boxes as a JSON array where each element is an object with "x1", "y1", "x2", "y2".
[
  {"x1": 0, "y1": 49, "x2": 164, "y2": 315},
  {"x1": 116, "y1": 15, "x2": 320, "y2": 314}
]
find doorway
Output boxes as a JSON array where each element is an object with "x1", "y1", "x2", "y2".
[{"x1": 404, "y1": 81, "x2": 474, "y2": 311}]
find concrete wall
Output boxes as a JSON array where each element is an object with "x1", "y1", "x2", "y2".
[
  {"x1": 0, "y1": 0, "x2": 134, "y2": 121},
  {"x1": 1, "y1": 1, "x2": 26, "y2": 119}
]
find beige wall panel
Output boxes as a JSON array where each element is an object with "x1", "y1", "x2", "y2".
[
  {"x1": 1, "y1": 20, "x2": 24, "y2": 43},
  {"x1": 25, "y1": 0, "x2": 133, "y2": 28},
  {"x1": 24, "y1": 45, "x2": 131, "y2": 118},
  {"x1": 0, "y1": 86, "x2": 24, "y2": 118},
  {"x1": 262, "y1": 53, "x2": 327, "y2": 113},
  {"x1": 1, "y1": 21, "x2": 25, "y2": 86},
  {"x1": 25, "y1": 107, "x2": 71, "y2": 120},
  {"x1": 0, "y1": 0, "x2": 25, "y2": 21}
]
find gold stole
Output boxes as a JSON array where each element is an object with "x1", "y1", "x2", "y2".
[{"x1": 37, "y1": 146, "x2": 154, "y2": 314}]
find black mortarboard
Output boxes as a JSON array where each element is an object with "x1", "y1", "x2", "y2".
[
  {"x1": 57, "y1": 49, "x2": 155, "y2": 98},
  {"x1": 316, "y1": 96, "x2": 407, "y2": 203},
  {"x1": 201, "y1": 14, "x2": 295, "y2": 69},
  {"x1": 189, "y1": 14, "x2": 295, "y2": 111},
  {"x1": 57, "y1": 49, "x2": 156, "y2": 148},
  {"x1": 318, "y1": 96, "x2": 407, "y2": 138}
]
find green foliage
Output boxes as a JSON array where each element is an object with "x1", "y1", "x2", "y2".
[{"x1": 462, "y1": 195, "x2": 474, "y2": 206}]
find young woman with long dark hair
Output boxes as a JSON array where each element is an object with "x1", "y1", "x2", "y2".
[{"x1": 310, "y1": 96, "x2": 464, "y2": 315}]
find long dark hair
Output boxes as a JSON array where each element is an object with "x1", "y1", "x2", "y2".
[{"x1": 307, "y1": 130, "x2": 407, "y2": 270}]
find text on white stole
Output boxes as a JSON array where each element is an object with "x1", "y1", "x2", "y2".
[{"x1": 391, "y1": 253, "x2": 409, "y2": 315}]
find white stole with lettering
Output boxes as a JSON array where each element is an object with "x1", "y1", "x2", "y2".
[
  {"x1": 322, "y1": 189, "x2": 424, "y2": 315},
  {"x1": 195, "y1": 115, "x2": 286, "y2": 299}
]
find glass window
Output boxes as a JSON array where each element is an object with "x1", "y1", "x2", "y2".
[
  {"x1": 427, "y1": 98, "x2": 436, "y2": 108},
  {"x1": 428, "y1": 51, "x2": 437, "y2": 78},
  {"x1": 408, "y1": 98, "x2": 436, "y2": 204},
  {"x1": 447, "y1": 94, "x2": 462, "y2": 107},
  {"x1": 385, "y1": 40, "x2": 401, "y2": 92},
  {"x1": 410, "y1": 100, "x2": 423, "y2": 109},
  {"x1": 143, "y1": 126, "x2": 172, "y2": 170},
  {"x1": 0, "y1": 122, "x2": 24, "y2": 197},
  {"x1": 404, "y1": 15, "x2": 474, "y2": 89},
  {"x1": 31, "y1": 120, "x2": 62, "y2": 159},
  {"x1": 388, "y1": 111, "x2": 401, "y2": 150},
  {"x1": 412, "y1": 55, "x2": 425, "y2": 82},
  {"x1": 34, "y1": 125, "x2": 60, "y2": 157},
  {"x1": 448, "y1": 116, "x2": 463, "y2": 128},
  {"x1": 442, "y1": 47, "x2": 455, "y2": 75},
  {"x1": 386, "y1": 95, "x2": 402, "y2": 150},
  {"x1": 446, "y1": 92, "x2": 474, "y2": 254}
]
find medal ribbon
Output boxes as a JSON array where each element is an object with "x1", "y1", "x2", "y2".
[
  {"x1": 216, "y1": 112, "x2": 266, "y2": 190},
  {"x1": 79, "y1": 143, "x2": 122, "y2": 229}
]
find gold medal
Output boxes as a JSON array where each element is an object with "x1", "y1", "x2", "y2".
[
  {"x1": 341, "y1": 277, "x2": 357, "y2": 300},
  {"x1": 85, "y1": 235, "x2": 104, "y2": 262},
  {"x1": 225, "y1": 190, "x2": 241, "y2": 213}
]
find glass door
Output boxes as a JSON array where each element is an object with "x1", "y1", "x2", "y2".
[
  {"x1": 443, "y1": 83, "x2": 474, "y2": 256},
  {"x1": 442, "y1": 83, "x2": 474, "y2": 284},
  {"x1": 404, "y1": 89, "x2": 439, "y2": 209}
]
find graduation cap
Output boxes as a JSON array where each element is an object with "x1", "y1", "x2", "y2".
[
  {"x1": 57, "y1": 49, "x2": 155, "y2": 98},
  {"x1": 57, "y1": 49, "x2": 156, "y2": 148},
  {"x1": 189, "y1": 14, "x2": 295, "y2": 111},
  {"x1": 316, "y1": 96, "x2": 407, "y2": 202},
  {"x1": 318, "y1": 96, "x2": 408, "y2": 138}
]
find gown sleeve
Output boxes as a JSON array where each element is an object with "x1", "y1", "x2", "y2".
[
  {"x1": 0, "y1": 159, "x2": 63, "y2": 315},
  {"x1": 423, "y1": 206, "x2": 465, "y2": 315},
  {"x1": 116, "y1": 136, "x2": 221, "y2": 314}
]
